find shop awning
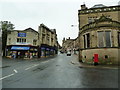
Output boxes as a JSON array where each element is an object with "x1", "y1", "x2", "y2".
[{"x1": 11, "y1": 46, "x2": 30, "y2": 50}]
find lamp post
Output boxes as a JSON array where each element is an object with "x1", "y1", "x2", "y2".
[{"x1": 71, "y1": 25, "x2": 82, "y2": 62}]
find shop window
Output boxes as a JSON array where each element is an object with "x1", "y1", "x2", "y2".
[
  {"x1": 98, "y1": 31, "x2": 111, "y2": 47},
  {"x1": 118, "y1": 32, "x2": 120, "y2": 47}
]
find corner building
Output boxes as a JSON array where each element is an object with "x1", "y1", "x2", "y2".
[
  {"x1": 6, "y1": 28, "x2": 39, "y2": 59},
  {"x1": 78, "y1": 4, "x2": 120, "y2": 65}
]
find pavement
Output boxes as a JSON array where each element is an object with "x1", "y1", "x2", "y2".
[{"x1": 71, "y1": 54, "x2": 119, "y2": 69}]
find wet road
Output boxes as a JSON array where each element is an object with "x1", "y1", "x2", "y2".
[{"x1": 2, "y1": 53, "x2": 118, "y2": 88}]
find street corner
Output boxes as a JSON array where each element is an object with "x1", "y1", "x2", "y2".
[
  {"x1": 70, "y1": 59, "x2": 80, "y2": 66},
  {"x1": 78, "y1": 62, "x2": 119, "y2": 69}
]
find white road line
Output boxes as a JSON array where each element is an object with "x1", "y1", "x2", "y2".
[
  {"x1": 0, "y1": 73, "x2": 14, "y2": 80},
  {"x1": 42, "y1": 61, "x2": 49, "y2": 63},
  {"x1": 13, "y1": 69, "x2": 18, "y2": 73},
  {"x1": 25, "y1": 64, "x2": 39, "y2": 70}
]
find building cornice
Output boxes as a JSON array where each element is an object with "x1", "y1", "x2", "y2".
[
  {"x1": 78, "y1": 5, "x2": 120, "y2": 15},
  {"x1": 80, "y1": 15, "x2": 120, "y2": 34}
]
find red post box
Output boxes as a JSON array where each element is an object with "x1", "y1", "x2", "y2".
[{"x1": 94, "y1": 54, "x2": 99, "y2": 65}]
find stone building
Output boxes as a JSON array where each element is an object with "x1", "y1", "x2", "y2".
[
  {"x1": 78, "y1": 4, "x2": 120, "y2": 65},
  {"x1": 38, "y1": 24, "x2": 58, "y2": 57},
  {"x1": 73, "y1": 37, "x2": 79, "y2": 51},
  {"x1": 6, "y1": 28, "x2": 39, "y2": 58},
  {"x1": 6, "y1": 24, "x2": 58, "y2": 59},
  {"x1": 62, "y1": 37, "x2": 78, "y2": 53}
]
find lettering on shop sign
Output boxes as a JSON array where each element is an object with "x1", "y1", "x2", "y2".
[{"x1": 18, "y1": 33, "x2": 26, "y2": 37}]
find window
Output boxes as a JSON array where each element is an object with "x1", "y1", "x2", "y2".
[
  {"x1": 83, "y1": 35, "x2": 86, "y2": 48},
  {"x1": 17, "y1": 38, "x2": 26, "y2": 43},
  {"x1": 118, "y1": 32, "x2": 120, "y2": 47},
  {"x1": 88, "y1": 18, "x2": 93, "y2": 23},
  {"x1": 83, "y1": 33, "x2": 90, "y2": 48},
  {"x1": 98, "y1": 31, "x2": 111, "y2": 47},
  {"x1": 88, "y1": 17, "x2": 98, "y2": 23},
  {"x1": 86, "y1": 33, "x2": 90, "y2": 48},
  {"x1": 105, "y1": 31, "x2": 111, "y2": 47},
  {"x1": 8, "y1": 38, "x2": 11, "y2": 44},
  {"x1": 33, "y1": 39, "x2": 37, "y2": 45},
  {"x1": 42, "y1": 34, "x2": 45, "y2": 43}
]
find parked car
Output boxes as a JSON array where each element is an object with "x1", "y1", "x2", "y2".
[{"x1": 67, "y1": 51, "x2": 71, "y2": 56}]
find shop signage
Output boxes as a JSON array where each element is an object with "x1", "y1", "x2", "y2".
[
  {"x1": 18, "y1": 33, "x2": 26, "y2": 37},
  {"x1": 11, "y1": 46, "x2": 30, "y2": 50}
]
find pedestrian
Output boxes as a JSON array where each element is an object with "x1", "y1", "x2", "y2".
[
  {"x1": 18, "y1": 52, "x2": 20, "y2": 58},
  {"x1": 13, "y1": 53, "x2": 16, "y2": 59},
  {"x1": 30, "y1": 53, "x2": 33, "y2": 59}
]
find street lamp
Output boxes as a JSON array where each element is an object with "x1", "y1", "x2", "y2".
[{"x1": 71, "y1": 25, "x2": 78, "y2": 54}]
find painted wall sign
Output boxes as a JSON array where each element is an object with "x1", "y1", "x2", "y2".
[{"x1": 18, "y1": 33, "x2": 26, "y2": 37}]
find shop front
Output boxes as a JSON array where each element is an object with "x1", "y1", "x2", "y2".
[
  {"x1": 40, "y1": 44, "x2": 56, "y2": 58},
  {"x1": 6, "y1": 45, "x2": 38, "y2": 59}
]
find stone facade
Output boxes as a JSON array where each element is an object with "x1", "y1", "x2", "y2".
[
  {"x1": 6, "y1": 24, "x2": 58, "y2": 59},
  {"x1": 38, "y1": 24, "x2": 58, "y2": 57},
  {"x1": 7, "y1": 28, "x2": 39, "y2": 46},
  {"x1": 6, "y1": 28, "x2": 39, "y2": 58},
  {"x1": 62, "y1": 37, "x2": 79, "y2": 53},
  {"x1": 38, "y1": 24, "x2": 58, "y2": 47},
  {"x1": 78, "y1": 4, "x2": 120, "y2": 65},
  {"x1": 78, "y1": 4, "x2": 120, "y2": 28}
]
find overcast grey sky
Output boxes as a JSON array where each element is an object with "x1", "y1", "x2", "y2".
[{"x1": 0, "y1": 0, "x2": 119, "y2": 45}]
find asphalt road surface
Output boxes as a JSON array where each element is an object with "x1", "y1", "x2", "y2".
[{"x1": 1, "y1": 53, "x2": 118, "y2": 88}]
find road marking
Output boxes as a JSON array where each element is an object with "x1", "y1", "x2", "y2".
[
  {"x1": 13, "y1": 69, "x2": 18, "y2": 73},
  {"x1": 0, "y1": 73, "x2": 14, "y2": 80},
  {"x1": 42, "y1": 61, "x2": 49, "y2": 63},
  {"x1": 25, "y1": 64, "x2": 39, "y2": 70}
]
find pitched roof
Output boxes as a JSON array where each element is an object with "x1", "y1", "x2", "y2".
[{"x1": 91, "y1": 4, "x2": 106, "y2": 8}]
